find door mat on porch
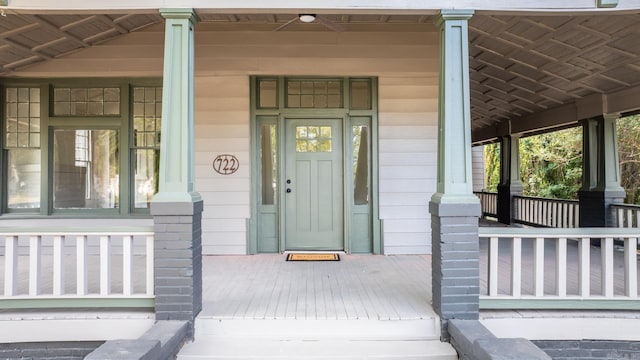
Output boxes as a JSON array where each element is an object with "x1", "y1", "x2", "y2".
[{"x1": 286, "y1": 253, "x2": 340, "y2": 261}]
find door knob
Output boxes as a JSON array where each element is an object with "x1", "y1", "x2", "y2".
[
  {"x1": 286, "y1": 179, "x2": 292, "y2": 184},
  {"x1": 286, "y1": 188, "x2": 292, "y2": 193}
]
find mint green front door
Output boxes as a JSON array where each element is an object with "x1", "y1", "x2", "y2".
[{"x1": 285, "y1": 119, "x2": 344, "y2": 250}]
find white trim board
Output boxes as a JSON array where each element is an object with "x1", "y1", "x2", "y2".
[
  {"x1": 481, "y1": 317, "x2": 640, "y2": 341},
  {"x1": 0, "y1": 311, "x2": 155, "y2": 343}
]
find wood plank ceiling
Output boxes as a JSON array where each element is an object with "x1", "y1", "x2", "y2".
[{"x1": 0, "y1": 11, "x2": 638, "y2": 136}]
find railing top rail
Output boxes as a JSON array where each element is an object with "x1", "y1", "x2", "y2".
[
  {"x1": 513, "y1": 194, "x2": 579, "y2": 204},
  {"x1": 0, "y1": 226, "x2": 154, "y2": 236},
  {"x1": 479, "y1": 226, "x2": 640, "y2": 238},
  {"x1": 611, "y1": 203, "x2": 640, "y2": 209},
  {"x1": 473, "y1": 191, "x2": 497, "y2": 195}
]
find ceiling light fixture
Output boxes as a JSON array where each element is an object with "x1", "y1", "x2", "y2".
[{"x1": 298, "y1": 14, "x2": 316, "y2": 23}]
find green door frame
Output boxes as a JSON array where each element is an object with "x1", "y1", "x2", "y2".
[{"x1": 249, "y1": 76, "x2": 382, "y2": 254}]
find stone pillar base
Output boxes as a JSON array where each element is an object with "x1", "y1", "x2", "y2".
[
  {"x1": 578, "y1": 189, "x2": 625, "y2": 227},
  {"x1": 151, "y1": 199, "x2": 203, "y2": 339},
  {"x1": 496, "y1": 184, "x2": 523, "y2": 225},
  {"x1": 429, "y1": 200, "x2": 481, "y2": 340}
]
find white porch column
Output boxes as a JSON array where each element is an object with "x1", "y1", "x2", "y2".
[
  {"x1": 429, "y1": 9, "x2": 481, "y2": 340},
  {"x1": 579, "y1": 114, "x2": 626, "y2": 227},
  {"x1": 151, "y1": 8, "x2": 203, "y2": 339}
]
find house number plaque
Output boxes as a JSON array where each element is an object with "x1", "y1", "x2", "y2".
[{"x1": 212, "y1": 154, "x2": 239, "y2": 175}]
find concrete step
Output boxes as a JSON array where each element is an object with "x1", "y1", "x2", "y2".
[
  {"x1": 177, "y1": 317, "x2": 458, "y2": 359},
  {"x1": 177, "y1": 339, "x2": 458, "y2": 359}
]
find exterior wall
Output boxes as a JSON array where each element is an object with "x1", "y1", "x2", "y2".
[
  {"x1": 472, "y1": 145, "x2": 485, "y2": 192},
  {"x1": 15, "y1": 22, "x2": 440, "y2": 255}
]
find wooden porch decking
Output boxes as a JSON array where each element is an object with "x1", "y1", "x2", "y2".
[{"x1": 200, "y1": 254, "x2": 436, "y2": 321}]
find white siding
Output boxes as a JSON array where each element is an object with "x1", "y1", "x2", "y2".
[
  {"x1": 472, "y1": 145, "x2": 486, "y2": 192},
  {"x1": 15, "y1": 23, "x2": 441, "y2": 255}
]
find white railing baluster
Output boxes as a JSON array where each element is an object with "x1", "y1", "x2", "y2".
[
  {"x1": 100, "y1": 236, "x2": 111, "y2": 296},
  {"x1": 146, "y1": 235, "x2": 154, "y2": 296},
  {"x1": 636, "y1": 211, "x2": 640, "y2": 228},
  {"x1": 579, "y1": 237, "x2": 590, "y2": 297},
  {"x1": 4, "y1": 236, "x2": 18, "y2": 296},
  {"x1": 53, "y1": 236, "x2": 65, "y2": 296},
  {"x1": 29, "y1": 235, "x2": 42, "y2": 296},
  {"x1": 556, "y1": 237, "x2": 567, "y2": 297},
  {"x1": 123, "y1": 235, "x2": 133, "y2": 296},
  {"x1": 534, "y1": 237, "x2": 545, "y2": 297},
  {"x1": 488, "y1": 237, "x2": 499, "y2": 296},
  {"x1": 601, "y1": 237, "x2": 614, "y2": 298},
  {"x1": 511, "y1": 237, "x2": 521, "y2": 297},
  {"x1": 76, "y1": 235, "x2": 88, "y2": 296},
  {"x1": 624, "y1": 237, "x2": 638, "y2": 297}
]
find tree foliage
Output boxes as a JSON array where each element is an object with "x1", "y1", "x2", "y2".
[
  {"x1": 618, "y1": 115, "x2": 640, "y2": 203},
  {"x1": 483, "y1": 114, "x2": 640, "y2": 204}
]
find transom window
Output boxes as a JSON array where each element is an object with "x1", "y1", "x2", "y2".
[
  {"x1": 53, "y1": 87, "x2": 120, "y2": 116},
  {"x1": 2, "y1": 80, "x2": 161, "y2": 215},
  {"x1": 287, "y1": 80, "x2": 342, "y2": 108}
]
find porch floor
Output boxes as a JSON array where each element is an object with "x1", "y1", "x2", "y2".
[{"x1": 200, "y1": 253, "x2": 437, "y2": 321}]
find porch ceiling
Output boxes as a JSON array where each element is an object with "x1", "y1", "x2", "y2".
[{"x1": 0, "y1": 11, "x2": 639, "y2": 140}]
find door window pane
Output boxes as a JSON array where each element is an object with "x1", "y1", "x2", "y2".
[
  {"x1": 353, "y1": 126, "x2": 369, "y2": 205},
  {"x1": 53, "y1": 129, "x2": 119, "y2": 209},
  {"x1": 8, "y1": 149, "x2": 41, "y2": 209},
  {"x1": 296, "y1": 126, "x2": 332, "y2": 153},
  {"x1": 260, "y1": 124, "x2": 277, "y2": 205}
]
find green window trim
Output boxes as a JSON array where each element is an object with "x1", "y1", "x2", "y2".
[{"x1": 1, "y1": 79, "x2": 162, "y2": 217}]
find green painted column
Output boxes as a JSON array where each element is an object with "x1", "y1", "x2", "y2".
[
  {"x1": 431, "y1": 10, "x2": 479, "y2": 205},
  {"x1": 151, "y1": 8, "x2": 203, "y2": 338},
  {"x1": 429, "y1": 9, "x2": 481, "y2": 340},
  {"x1": 154, "y1": 8, "x2": 201, "y2": 203},
  {"x1": 496, "y1": 135, "x2": 523, "y2": 224},
  {"x1": 579, "y1": 114, "x2": 626, "y2": 227}
]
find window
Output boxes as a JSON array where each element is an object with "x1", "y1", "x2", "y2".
[
  {"x1": 53, "y1": 129, "x2": 119, "y2": 209},
  {"x1": 295, "y1": 126, "x2": 333, "y2": 152},
  {"x1": 286, "y1": 79, "x2": 342, "y2": 108},
  {"x1": 5, "y1": 87, "x2": 41, "y2": 209},
  {"x1": 53, "y1": 87, "x2": 120, "y2": 116},
  {"x1": 2, "y1": 81, "x2": 161, "y2": 215},
  {"x1": 132, "y1": 87, "x2": 161, "y2": 209}
]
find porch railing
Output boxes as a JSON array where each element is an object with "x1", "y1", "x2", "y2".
[
  {"x1": 479, "y1": 227, "x2": 640, "y2": 310},
  {"x1": 474, "y1": 191, "x2": 498, "y2": 218},
  {"x1": 513, "y1": 195, "x2": 579, "y2": 228},
  {"x1": 612, "y1": 204, "x2": 640, "y2": 228},
  {"x1": 1, "y1": 227, "x2": 154, "y2": 309}
]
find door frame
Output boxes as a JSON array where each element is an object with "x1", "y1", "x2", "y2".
[{"x1": 249, "y1": 76, "x2": 382, "y2": 254}]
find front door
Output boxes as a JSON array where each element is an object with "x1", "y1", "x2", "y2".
[{"x1": 284, "y1": 118, "x2": 343, "y2": 250}]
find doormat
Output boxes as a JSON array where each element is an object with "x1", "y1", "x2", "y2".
[{"x1": 286, "y1": 253, "x2": 340, "y2": 261}]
